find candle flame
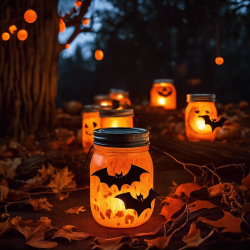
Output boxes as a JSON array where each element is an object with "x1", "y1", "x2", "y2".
[
  {"x1": 196, "y1": 118, "x2": 206, "y2": 130},
  {"x1": 159, "y1": 98, "x2": 165, "y2": 105},
  {"x1": 117, "y1": 94, "x2": 123, "y2": 99},
  {"x1": 101, "y1": 102, "x2": 108, "y2": 106}
]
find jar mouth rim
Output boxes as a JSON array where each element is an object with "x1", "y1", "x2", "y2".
[
  {"x1": 186, "y1": 94, "x2": 216, "y2": 102},
  {"x1": 93, "y1": 142, "x2": 150, "y2": 148},
  {"x1": 153, "y1": 79, "x2": 174, "y2": 84},
  {"x1": 99, "y1": 109, "x2": 134, "y2": 117}
]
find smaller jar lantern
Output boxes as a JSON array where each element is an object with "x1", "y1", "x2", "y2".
[
  {"x1": 99, "y1": 109, "x2": 134, "y2": 128},
  {"x1": 150, "y1": 79, "x2": 176, "y2": 110},
  {"x1": 94, "y1": 94, "x2": 112, "y2": 107},
  {"x1": 109, "y1": 89, "x2": 131, "y2": 108},
  {"x1": 90, "y1": 127, "x2": 158, "y2": 228},
  {"x1": 82, "y1": 105, "x2": 101, "y2": 153},
  {"x1": 185, "y1": 94, "x2": 217, "y2": 141}
]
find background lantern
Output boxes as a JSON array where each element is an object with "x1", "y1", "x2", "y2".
[
  {"x1": 24, "y1": 9, "x2": 37, "y2": 23},
  {"x1": 17, "y1": 30, "x2": 28, "y2": 41},
  {"x1": 109, "y1": 89, "x2": 131, "y2": 108},
  {"x1": 82, "y1": 18, "x2": 90, "y2": 26},
  {"x1": 215, "y1": 57, "x2": 224, "y2": 65},
  {"x1": 94, "y1": 94, "x2": 112, "y2": 107},
  {"x1": 100, "y1": 109, "x2": 134, "y2": 128},
  {"x1": 185, "y1": 94, "x2": 217, "y2": 141},
  {"x1": 150, "y1": 79, "x2": 176, "y2": 110},
  {"x1": 90, "y1": 128, "x2": 155, "y2": 228},
  {"x1": 2, "y1": 32, "x2": 10, "y2": 41},
  {"x1": 82, "y1": 105, "x2": 101, "y2": 153}
]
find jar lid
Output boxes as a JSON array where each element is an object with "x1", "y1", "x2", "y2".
[
  {"x1": 186, "y1": 94, "x2": 216, "y2": 102},
  {"x1": 83, "y1": 105, "x2": 101, "y2": 113},
  {"x1": 99, "y1": 109, "x2": 134, "y2": 117},
  {"x1": 94, "y1": 94, "x2": 111, "y2": 100},
  {"x1": 153, "y1": 79, "x2": 174, "y2": 84},
  {"x1": 109, "y1": 88, "x2": 129, "y2": 95},
  {"x1": 94, "y1": 127, "x2": 149, "y2": 148}
]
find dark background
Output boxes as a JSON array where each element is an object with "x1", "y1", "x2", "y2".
[{"x1": 56, "y1": 0, "x2": 250, "y2": 109}]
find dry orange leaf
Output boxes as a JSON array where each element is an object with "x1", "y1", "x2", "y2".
[
  {"x1": 52, "y1": 225, "x2": 92, "y2": 242},
  {"x1": 145, "y1": 235, "x2": 172, "y2": 250},
  {"x1": 0, "y1": 158, "x2": 21, "y2": 179},
  {"x1": 188, "y1": 200, "x2": 218, "y2": 213},
  {"x1": 0, "y1": 185, "x2": 9, "y2": 202},
  {"x1": 92, "y1": 236, "x2": 124, "y2": 250},
  {"x1": 242, "y1": 173, "x2": 250, "y2": 187},
  {"x1": 180, "y1": 222, "x2": 215, "y2": 250},
  {"x1": 208, "y1": 183, "x2": 232, "y2": 197},
  {"x1": 174, "y1": 183, "x2": 204, "y2": 197},
  {"x1": 26, "y1": 197, "x2": 53, "y2": 211},
  {"x1": 64, "y1": 206, "x2": 86, "y2": 214},
  {"x1": 160, "y1": 197, "x2": 184, "y2": 221},
  {"x1": 0, "y1": 219, "x2": 12, "y2": 236},
  {"x1": 198, "y1": 211, "x2": 242, "y2": 234}
]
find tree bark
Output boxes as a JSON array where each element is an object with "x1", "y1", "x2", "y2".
[{"x1": 0, "y1": 0, "x2": 60, "y2": 141}]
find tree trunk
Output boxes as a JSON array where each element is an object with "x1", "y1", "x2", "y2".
[{"x1": 0, "y1": 0, "x2": 59, "y2": 141}]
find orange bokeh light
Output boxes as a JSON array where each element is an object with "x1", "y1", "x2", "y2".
[
  {"x1": 215, "y1": 57, "x2": 224, "y2": 65},
  {"x1": 65, "y1": 44, "x2": 70, "y2": 49},
  {"x1": 2, "y1": 32, "x2": 10, "y2": 41},
  {"x1": 9, "y1": 25, "x2": 17, "y2": 34},
  {"x1": 59, "y1": 18, "x2": 66, "y2": 33},
  {"x1": 17, "y1": 30, "x2": 28, "y2": 41},
  {"x1": 75, "y1": 1, "x2": 82, "y2": 7},
  {"x1": 24, "y1": 9, "x2": 37, "y2": 23},
  {"x1": 95, "y1": 50, "x2": 104, "y2": 60},
  {"x1": 82, "y1": 18, "x2": 90, "y2": 26}
]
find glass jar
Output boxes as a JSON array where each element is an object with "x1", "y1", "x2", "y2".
[
  {"x1": 82, "y1": 105, "x2": 101, "y2": 153},
  {"x1": 150, "y1": 79, "x2": 176, "y2": 110},
  {"x1": 109, "y1": 89, "x2": 131, "y2": 107},
  {"x1": 99, "y1": 109, "x2": 134, "y2": 128},
  {"x1": 94, "y1": 94, "x2": 112, "y2": 107},
  {"x1": 90, "y1": 128, "x2": 154, "y2": 228},
  {"x1": 185, "y1": 94, "x2": 217, "y2": 141}
]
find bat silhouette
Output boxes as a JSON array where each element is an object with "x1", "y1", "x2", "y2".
[
  {"x1": 158, "y1": 87, "x2": 172, "y2": 98},
  {"x1": 91, "y1": 164, "x2": 149, "y2": 191},
  {"x1": 115, "y1": 188, "x2": 160, "y2": 216},
  {"x1": 198, "y1": 115, "x2": 228, "y2": 132}
]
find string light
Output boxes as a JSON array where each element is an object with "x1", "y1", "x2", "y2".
[
  {"x1": 17, "y1": 30, "x2": 28, "y2": 41},
  {"x1": 75, "y1": 1, "x2": 82, "y2": 7},
  {"x1": 59, "y1": 18, "x2": 66, "y2": 32},
  {"x1": 215, "y1": 57, "x2": 224, "y2": 65},
  {"x1": 9, "y1": 25, "x2": 17, "y2": 34},
  {"x1": 82, "y1": 18, "x2": 90, "y2": 26},
  {"x1": 24, "y1": 9, "x2": 37, "y2": 23},
  {"x1": 95, "y1": 50, "x2": 104, "y2": 60},
  {"x1": 65, "y1": 44, "x2": 70, "y2": 49},
  {"x1": 2, "y1": 32, "x2": 10, "y2": 41}
]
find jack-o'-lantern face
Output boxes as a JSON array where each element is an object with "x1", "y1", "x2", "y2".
[
  {"x1": 85, "y1": 121, "x2": 98, "y2": 136},
  {"x1": 158, "y1": 86, "x2": 172, "y2": 98},
  {"x1": 187, "y1": 103, "x2": 217, "y2": 135}
]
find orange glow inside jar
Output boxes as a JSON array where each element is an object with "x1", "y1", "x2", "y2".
[
  {"x1": 90, "y1": 128, "x2": 154, "y2": 228},
  {"x1": 150, "y1": 79, "x2": 176, "y2": 110},
  {"x1": 94, "y1": 94, "x2": 113, "y2": 107},
  {"x1": 82, "y1": 105, "x2": 101, "y2": 153},
  {"x1": 185, "y1": 94, "x2": 217, "y2": 141},
  {"x1": 100, "y1": 109, "x2": 134, "y2": 128},
  {"x1": 109, "y1": 89, "x2": 131, "y2": 108}
]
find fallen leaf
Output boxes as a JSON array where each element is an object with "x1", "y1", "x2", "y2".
[
  {"x1": 0, "y1": 158, "x2": 21, "y2": 179},
  {"x1": 0, "y1": 185, "x2": 9, "y2": 202},
  {"x1": 10, "y1": 216, "x2": 57, "y2": 248},
  {"x1": 0, "y1": 219, "x2": 12, "y2": 236},
  {"x1": 0, "y1": 179, "x2": 8, "y2": 186},
  {"x1": 92, "y1": 236, "x2": 124, "y2": 250},
  {"x1": 198, "y1": 211, "x2": 243, "y2": 234},
  {"x1": 6, "y1": 190, "x2": 28, "y2": 201},
  {"x1": 174, "y1": 183, "x2": 203, "y2": 197},
  {"x1": 160, "y1": 197, "x2": 184, "y2": 221},
  {"x1": 242, "y1": 173, "x2": 250, "y2": 187},
  {"x1": 0, "y1": 145, "x2": 13, "y2": 158},
  {"x1": 208, "y1": 183, "x2": 232, "y2": 197},
  {"x1": 52, "y1": 225, "x2": 92, "y2": 242},
  {"x1": 188, "y1": 201, "x2": 218, "y2": 213},
  {"x1": 26, "y1": 197, "x2": 53, "y2": 211},
  {"x1": 64, "y1": 206, "x2": 86, "y2": 214},
  {"x1": 179, "y1": 222, "x2": 215, "y2": 250},
  {"x1": 145, "y1": 236, "x2": 172, "y2": 250}
]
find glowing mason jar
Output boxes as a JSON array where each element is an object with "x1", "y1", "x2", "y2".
[
  {"x1": 100, "y1": 109, "x2": 134, "y2": 128},
  {"x1": 90, "y1": 128, "x2": 155, "y2": 228},
  {"x1": 150, "y1": 79, "x2": 176, "y2": 110},
  {"x1": 94, "y1": 94, "x2": 112, "y2": 107},
  {"x1": 185, "y1": 94, "x2": 217, "y2": 141},
  {"x1": 82, "y1": 105, "x2": 101, "y2": 153},
  {"x1": 109, "y1": 89, "x2": 131, "y2": 107}
]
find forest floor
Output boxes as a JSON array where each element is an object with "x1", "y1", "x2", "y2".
[{"x1": 1, "y1": 102, "x2": 250, "y2": 250}]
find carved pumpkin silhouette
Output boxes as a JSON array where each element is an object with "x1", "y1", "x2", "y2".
[{"x1": 158, "y1": 86, "x2": 172, "y2": 98}]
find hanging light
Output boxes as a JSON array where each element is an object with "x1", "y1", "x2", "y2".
[
  {"x1": 65, "y1": 44, "x2": 70, "y2": 49},
  {"x1": 2, "y1": 32, "x2": 10, "y2": 41},
  {"x1": 82, "y1": 18, "x2": 90, "y2": 26},
  {"x1": 215, "y1": 57, "x2": 224, "y2": 65},
  {"x1": 75, "y1": 1, "x2": 82, "y2": 7},
  {"x1": 24, "y1": 9, "x2": 37, "y2": 23},
  {"x1": 9, "y1": 25, "x2": 17, "y2": 34},
  {"x1": 95, "y1": 50, "x2": 104, "y2": 60},
  {"x1": 59, "y1": 18, "x2": 66, "y2": 33},
  {"x1": 17, "y1": 30, "x2": 28, "y2": 41}
]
